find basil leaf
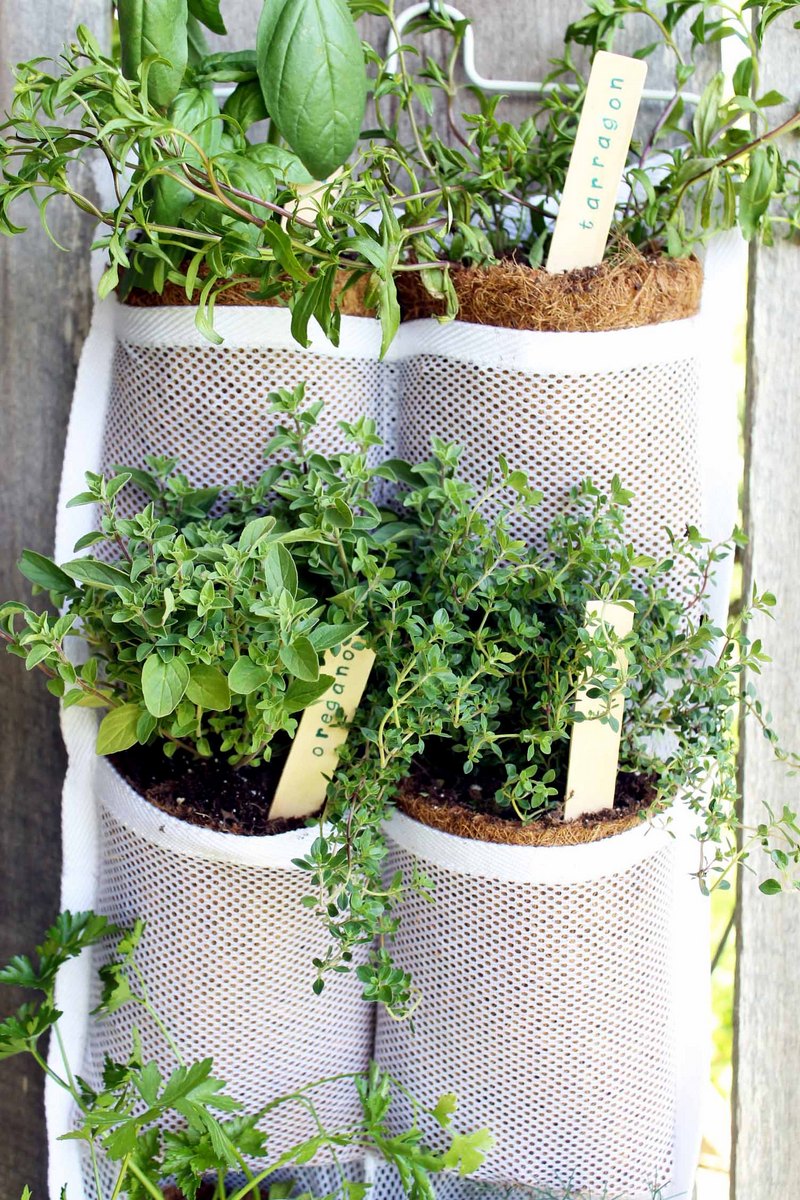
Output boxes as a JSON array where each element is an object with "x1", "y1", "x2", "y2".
[
  {"x1": 256, "y1": 0, "x2": 367, "y2": 179},
  {"x1": 188, "y1": 0, "x2": 226, "y2": 36},
  {"x1": 118, "y1": 0, "x2": 189, "y2": 109}
]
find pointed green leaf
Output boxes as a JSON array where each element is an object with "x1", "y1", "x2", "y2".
[
  {"x1": 228, "y1": 657, "x2": 271, "y2": 695},
  {"x1": 61, "y1": 559, "x2": 131, "y2": 589},
  {"x1": 118, "y1": 0, "x2": 189, "y2": 109},
  {"x1": 188, "y1": 0, "x2": 226, "y2": 35},
  {"x1": 279, "y1": 635, "x2": 319, "y2": 682},
  {"x1": 18, "y1": 551, "x2": 75, "y2": 596},
  {"x1": 284, "y1": 673, "x2": 334, "y2": 712},
  {"x1": 256, "y1": 0, "x2": 367, "y2": 179},
  {"x1": 186, "y1": 664, "x2": 231, "y2": 710},
  {"x1": 264, "y1": 543, "x2": 298, "y2": 596}
]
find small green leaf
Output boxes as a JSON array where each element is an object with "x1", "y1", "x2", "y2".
[
  {"x1": 228, "y1": 657, "x2": 271, "y2": 695},
  {"x1": 186, "y1": 664, "x2": 231, "y2": 710},
  {"x1": 96, "y1": 704, "x2": 142, "y2": 755},
  {"x1": 18, "y1": 551, "x2": 75, "y2": 596},
  {"x1": 309, "y1": 622, "x2": 364, "y2": 652},
  {"x1": 431, "y1": 1092, "x2": 458, "y2": 1129},
  {"x1": 759, "y1": 878, "x2": 782, "y2": 895},
  {"x1": 284, "y1": 674, "x2": 334, "y2": 712},
  {"x1": 61, "y1": 559, "x2": 131, "y2": 589},
  {"x1": 238, "y1": 515, "x2": 276, "y2": 553},
  {"x1": 141, "y1": 655, "x2": 190, "y2": 718},
  {"x1": 280, "y1": 636, "x2": 319, "y2": 682}
]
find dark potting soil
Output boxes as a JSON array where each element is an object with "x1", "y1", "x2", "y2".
[
  {"x1": 162, "y1": 1183, "x2": 271, "y2": 1200},
  {"x1": 110, "y1": 739, "x2": 305, "y2": 837}
]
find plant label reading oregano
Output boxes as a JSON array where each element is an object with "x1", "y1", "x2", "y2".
[
  {"x1": 270, "y1": 641, "x2": 376, "y2": 819},
  {"x1": 564, "y1": 600, "x2": 634, "y2": 821},
  {"x1": 546, "y1": 51, "x2": 647, "y2": 274}
]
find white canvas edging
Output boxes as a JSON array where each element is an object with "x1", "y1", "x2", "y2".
[
  {"x1": 383, "y1": 806, "x2": 672, "y2": 885},
  {"x1": 115, "y1": 298, "x2": 700, "y2": 377},
  {"x1": 116, "y1": 300, "x2": 385, "y2": 358}
]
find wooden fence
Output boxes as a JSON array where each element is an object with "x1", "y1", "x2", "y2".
[{"x1": 0, "y1": 3, "x2": 797, "y2": 1197}]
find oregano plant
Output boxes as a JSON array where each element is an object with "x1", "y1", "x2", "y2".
[{"x1": 0, "y1": 460, "x2": 364, "y2": 766}]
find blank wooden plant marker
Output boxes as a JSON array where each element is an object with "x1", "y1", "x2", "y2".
[
  {"x1": 564, "y1": 600, "x2": 634, "y2": 821},
  {"x1": 546, "y1": 51, "x2": 647, "y2": 274},
  {"x1": 269, "y1": 641, "x2": 376, "y2": 819}
]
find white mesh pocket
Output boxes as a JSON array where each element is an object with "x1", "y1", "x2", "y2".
[
  {"x1": 76, "y1": 756, "x2": 374, "y2": 1198},
  {"x1": 372, "y1": 812, "x2": 689, "y2": 1200},
  {"x1": 100, "y1": 305, "x2": 387, "y2": 521},
  {"x1": 392, "y1": 320, "x2": 703, "y2": 572}
]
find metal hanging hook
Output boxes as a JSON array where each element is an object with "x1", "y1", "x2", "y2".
[{"x1": 384, "y1": 1, "x2": 701, "y2": 107}]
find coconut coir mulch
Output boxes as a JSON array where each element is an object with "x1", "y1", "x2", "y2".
[
  {"x1": 124, "y1": 251, "x2": 701, "y2": 333},
  {"x1": 125, "y1": 268, "x2": 375, "y2": 315},
  {"x1": 398, "y1": 762, "x2": 655, "y2": 847},
  {"x1": 395, "y1": 252, "x2": 703, "y2": 332},
  {"x1": 110, "y1": 740, "x2": 302, "y2": 837}
]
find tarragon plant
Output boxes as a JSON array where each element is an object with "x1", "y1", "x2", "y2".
[
  {"x1": 2, "y1": 2, "x2": 800, "y2": 344},
  {"x1": 0, "y1": 911, "x2": 492, "y2": 1200}
]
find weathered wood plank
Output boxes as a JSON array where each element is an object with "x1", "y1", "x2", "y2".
[
  {"x1": 0, "y1": 5, "x2": 108, "y2": 1197},
  {"x1": 733, "y1": 13, "x2": 800, "y2": 1199}
]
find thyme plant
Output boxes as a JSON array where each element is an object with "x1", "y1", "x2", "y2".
[{"x1": 0, "y1": 911, "x2": 492, "y2": 1200}]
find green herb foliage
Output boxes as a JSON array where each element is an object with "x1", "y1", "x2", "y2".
[
  {"x1": 2, "y1": 390, "x2": 799, "y2": 1018},
  {"x1": 0, "y1": 459, "x2": 363, "y2": 767},
  {"x1": 2, "y1": 2, "x2": 800, "y2": 344},
  {"x1": 0, "y1": 911, "x2": 492, "y2": 1200},
  {"x1": 362, "y1": 0, "x2": 800, "y2": 278}
]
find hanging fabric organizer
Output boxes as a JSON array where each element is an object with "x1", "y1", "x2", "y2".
[{"x1": 45, "y1": 235, "x2": 739, "y2": 1197}]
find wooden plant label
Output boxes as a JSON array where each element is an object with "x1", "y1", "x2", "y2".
[
  {"x1": 564, "y1": 600, "x2": 634, "y2": 821},
  {"x1": 546, "y1": 51, "x2": 647, "y2": 274},
  {"x1": 269, "y1": 640, "x2": 376, "y2": 820}
]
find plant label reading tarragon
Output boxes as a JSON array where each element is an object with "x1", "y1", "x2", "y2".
[
  {"x1": 564, "y1": 600, "x2": 634, "y2": 821},
  {"x1": 546, "y1": 51, "x2": 647, "y2": 274},
  {"x1": 270, "y1": 641, "x2": 375, "y2": 819}
]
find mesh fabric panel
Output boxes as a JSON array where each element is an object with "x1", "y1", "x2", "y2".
[
  {"x1": 393, "y1": 354, "x2": 702, "y2": 564},
  {"x1": 101, "y1": 340, "x2": 388, "y2": 517},
  {"x1": 373, "y1": 831, "x2": 678, "y2": 1200},
  {"x1": 76, "y1": 773, "x2": 374, "y2": 1198}
]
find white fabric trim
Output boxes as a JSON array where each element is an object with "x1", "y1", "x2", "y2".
[
  {"x1": 94, "y1": 753, "x2": 322, "y2": 868},
  {"x1": 394, "y1": 313, "x2": 700, "y2": 374},
  {"x1": 115, "y1": 297, "x2": 700, "y2": 376},
  {"x1": 383, "y1": 808, "x2": 674, "y2": 885},
  {"x1": 115, "y1": 300, "x2": 385, "y2": 358}
]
